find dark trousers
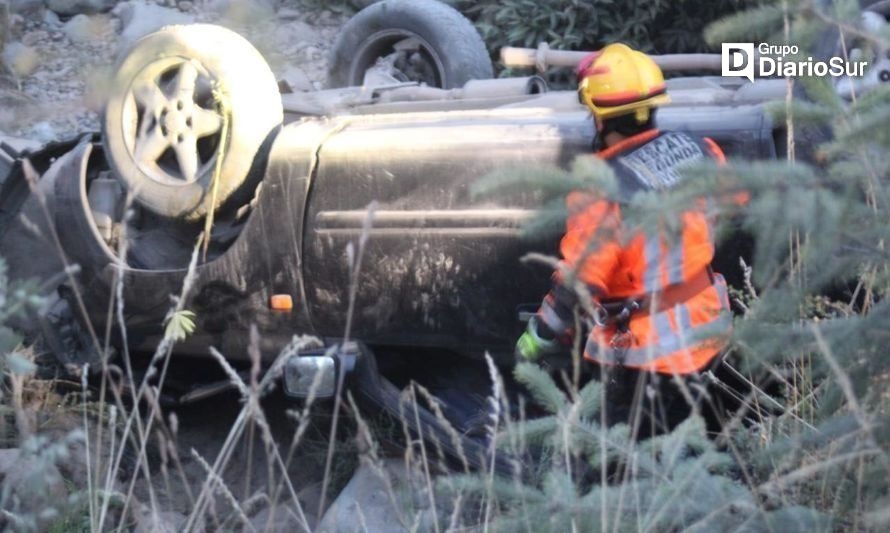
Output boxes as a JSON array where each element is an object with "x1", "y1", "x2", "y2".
[
  {"x1": 593, "y1": 359, "x2": 736, "y2": 438},
  {"x1": 537, "y1": 350, "x2": 735, "y2": 438}
]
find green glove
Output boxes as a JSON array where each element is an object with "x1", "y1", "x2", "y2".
[{"x1": 515, "y1": 317, "x2": 559, "y2": 362}]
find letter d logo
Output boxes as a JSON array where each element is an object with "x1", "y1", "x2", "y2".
[{"x1": 722, "y1": 43, "x2": 755, "y2": 82}]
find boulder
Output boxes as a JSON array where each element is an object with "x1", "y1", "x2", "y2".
[
  {"x1": 110, "y1": 0, "x2": 133, "y2": 25},
  {"x1": 117, "y1": 1, "x2": 192, "y2": 44},
  {"x1": 249, "y1": 506, "x2": 302, "y2": 532},
  {"x1": 0, "y1": 133, "x2": 42, "y2": 153},
  {"x1": 0, "y1": 3, "x2": 7, "y2": 57},
  {"x1": 281, "y1": 65, "x2": 314, "y2": 92},
  {"x1": 47, "y1": 0, "x2": 115, "y2": 16},
  {"x1": 43, "y1": 7, "x2": 60, "y2": 25},
  {"x1": 317, "y1": 458, "x2": 435, "y2": 533},
  {"x1": 62, "y1": 13, "x2": 106, "y2": 43},
  {"x1": 2, "y1": 41, "x2": 40, "y2": 78},
  {"x1": 20, "y1": 28, "x2": 46, "y2": 46},
  {"x1": 207, "y1": 0, "x2": 277, "y2": 23},
  {"x1": 8, "y1": 0, "x2": 45, "y2": 16},
  {"x1": 133, "y1": 506, "x2": 186, "y2": 533}
]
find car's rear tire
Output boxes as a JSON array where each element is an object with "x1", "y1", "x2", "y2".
[
  {"x1": 103, "y1": 24, "x2": 282, "y2": 220},
  {"x1": 327, "y1": 0, "x2": 492, "y2": 89}
]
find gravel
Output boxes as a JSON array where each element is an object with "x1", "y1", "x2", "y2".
[{"x1": 0, "y1": 0, "x2": 348, "y2": 142}]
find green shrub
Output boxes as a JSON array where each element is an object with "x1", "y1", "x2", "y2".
[
  {"x1": 433, "y1": 364, "x2": 830, "y2": 531},
  {"x1": 290, "y1": 0, "x2": 754, "y2": 55},
  {"x1": 454, "y1": 0, "x2": 756, "y2": 55}
]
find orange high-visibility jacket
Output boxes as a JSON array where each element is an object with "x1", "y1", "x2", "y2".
[{"x1": 536, "y1": 129, "x2": 732, "y2": 375}]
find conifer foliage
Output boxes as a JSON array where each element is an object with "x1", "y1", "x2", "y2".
[
  {"x1": 449, "y1": 1, "x2": 890, "y2": 529},
  {"x1": 438, "y1": 364, "x2": 828, "y2": 531}
]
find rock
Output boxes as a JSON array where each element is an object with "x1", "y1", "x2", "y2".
[
  {"x1": 207, "y1": 0, "x2": 276, "y2": 23},
  {"x1": 2, "y1": 41, "x2": 40, "y2": 78},
  {"x1": 0, "y1": 3, "x2": 7, "y2": 56},
  {"x1": 47, "y1": 0, "x2": 115, "y2": 16},
  {"x1": 43, "y1": 7, "x2": 61, "y2": 25},
  {"x1": 9, "y1": 13, "x2": 23, "y2": 32},
  {"x1": 0, "y1": 447, "x2": 68, "y2": 529},
  {"x1": 281, "y1": 65, "x2": 314, "y2": 92},
  {"x1": 133, "y1": 507, "x2": 186, "y2": 533},
  {"x1": 177, "y1": 0, "x2": 191, "y2": 12},
  {"x1": 278, "y1": 7, "x2": 301, "y2": 20},
  {"x1": 0, "y1": 133, "x2": 42, "y2": 153},
  {"x1": 62, "y1": 13, "x2": 111, "y2": 43},
  {"x1": 21, "y1": 29, "x2": 47, "y2": 46},
  {"x1": 118, "y1": 1, "x2": 192, "y2": 44},
  {"x1": 8, "y1": 0, "x2": 44, "y2": 15},
  {"x1": 245, "y1": 481, "x2": 324, "y2": 531},
  {"x1": 317, "y1": 459, "x2": 435, "y2": 533},
  {"x1": 111, "y1": 0, "x2": 133, "y2": 25},
  {"x1": 303, "y1": 45, "x2": 321, "y2": 62},
  {"x1": 22, "y1": 121, "x2": 57, "y2": 142},
  {"x1": 62, "y1": 12, "x2": 86, "y2": 38},
  {"x1": 249, "y1": 506, "x2": 302, "y2": 532}
]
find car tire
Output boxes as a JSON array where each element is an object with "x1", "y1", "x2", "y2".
[
  {"x1": 327, "y1": 0, "x2": 492, "y2": 89},
  {"x1": 103, "y1": 24, "x2": 282, "y2": 220}
]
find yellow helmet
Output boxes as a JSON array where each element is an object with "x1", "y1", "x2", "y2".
[{"x1": 577, "y1": 43, "x2": 670, "y2": 123}]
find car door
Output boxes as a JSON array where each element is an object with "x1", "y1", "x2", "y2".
[{"x1": 302, "y1": 109, "x2": 593, "y2": 357}]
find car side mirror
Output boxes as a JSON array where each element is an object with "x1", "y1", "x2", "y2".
[
  {"x1": 282, "y1": 342, "x2": 361, "y2": 399},
  {"x1": 283, "y1": 353, "x2": 338, "y2": 399}
]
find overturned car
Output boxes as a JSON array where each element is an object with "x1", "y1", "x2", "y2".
[{"x1": 3, "y1": 0, "x2": 886, "y2": 473}]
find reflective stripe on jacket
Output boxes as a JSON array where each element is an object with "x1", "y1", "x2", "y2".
[{"x1": 537, "y1": 129, "x2": 732, "y2": 375}]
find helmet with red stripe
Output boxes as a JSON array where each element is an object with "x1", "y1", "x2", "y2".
[{"x1": 577, "y1": 43, "x2": 671, "y2": 123}]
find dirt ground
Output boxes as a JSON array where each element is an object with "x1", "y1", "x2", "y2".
[
  {"x1": 132, "y1": 390, "x2": 353, "y2": 530},
  {"x1": 5, "y1": 363, "x2": 361, "y2": 530}
]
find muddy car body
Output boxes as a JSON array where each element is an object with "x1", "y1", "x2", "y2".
[{"x1": 41, "y1": 75, "x2": 781, "y2": 366}]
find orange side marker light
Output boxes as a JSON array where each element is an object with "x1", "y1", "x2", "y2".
[{"x1": 270, "y1": 294, "x2": 293, "y2": 311}]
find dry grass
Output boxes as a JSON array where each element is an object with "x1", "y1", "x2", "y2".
[{"x1": 1, "y1": 148, "x2": 887, "y2": 531}]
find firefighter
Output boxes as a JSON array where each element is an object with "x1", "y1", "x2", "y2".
[{"x1": 515, "y1": 43, "x2": 734, "y2": 433}]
